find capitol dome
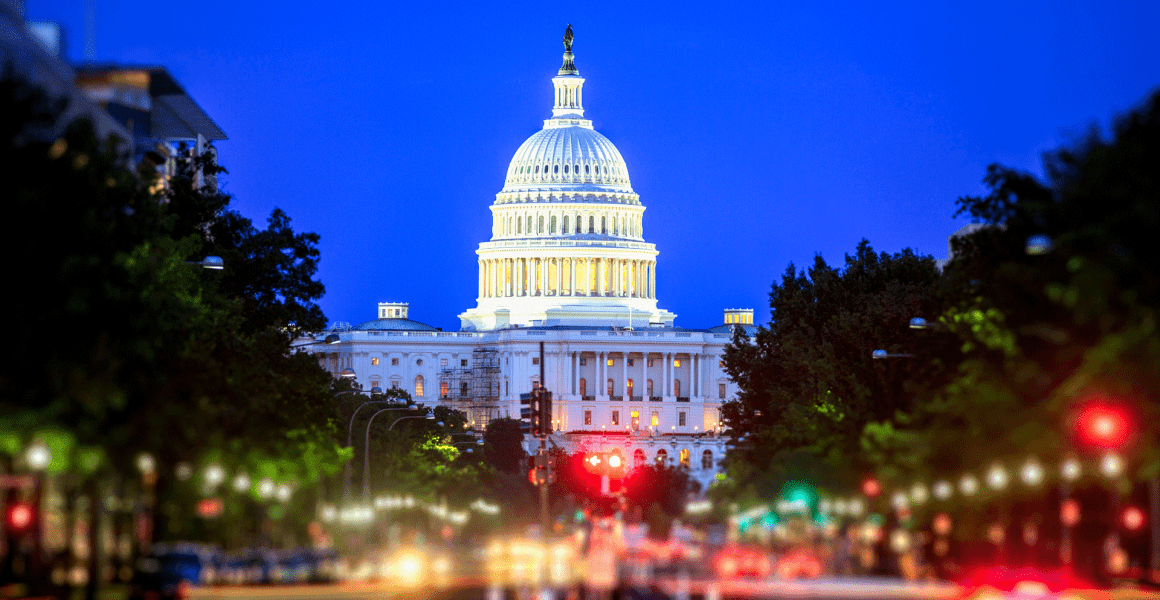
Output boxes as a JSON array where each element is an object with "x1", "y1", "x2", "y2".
[
  {"x1": 459, "y1": 27, "x2": 676, "y2": 331},
  {"x1": 501, "y1": 126, "x2": 632, "y2": 192}
]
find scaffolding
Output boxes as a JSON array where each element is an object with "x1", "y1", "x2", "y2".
[{"x1": 439, "y1": 347, "x2": 502, "y2": 430}]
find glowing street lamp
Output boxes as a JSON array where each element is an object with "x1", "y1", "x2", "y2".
[
  {"x1": 25, "y1": 441, "x2": 51, "y2": 472},
  {"x1": 910, "y1": 483, "x2": 928, "y2": 505},
  {"x1": 204, "y1": 464, "x2": 226, "y2": 488},
  {"x1": 1061, "y1": 457, "x2": 1082, "y2": 481},
  {"x1": 1100, "y1": 453, "x2": 1124, "y2": 479},
  {"x1": 959, "y1": 474, "x2": 979, "y2": 496},
  {"x1": 258, "y1": 477, "x2": 276, "y2": 499},
  {"x1": 1020, "y1": 458, "x2": 1044, "y2": 487},
  {"x1": 933, "y1": 481, "x2": 953, "y2": 501},
  {"x1": 136, "y1": 453, "x2": 156, "y2": 475},
  {"x1": 232, "y1": 473, "x2": 251, "y2": 493},
  {"x1": 986, "y1": 464, "x2": 1008, "y2": 491}
]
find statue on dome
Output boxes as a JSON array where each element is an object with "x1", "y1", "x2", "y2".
[{"x1": 563, "y1": 24, "x2": 574, "y2": 52}]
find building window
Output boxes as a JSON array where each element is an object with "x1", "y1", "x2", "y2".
[
  {"x1": 460, "y1": 381, "x2": 468, "y2": 396},
  {"x1": 461, "y1": 359, "x2": 468, "y2": 366},
  {"x1": 371, "y1": 357, "x2": 380, "y2": 366},
  {"x1": 647, "y1": 359, "x2": 654, "y2": 367},
  {"x1": 588, "y1": 216, "x2": 595, "y2": 233},
  {"x1": 554, "y1": 164, "x2": 559, "y2": 174},
  {"x1": 626, "y1": 379, "x2": 634, "y2": 398},
  {"x1": 627, "y1": 359, "x2": 634, "y2": 367},
  {"x1": 414, "y1": 375, "x2": 425, "y2": 397},
  {"x1": 655, "y1": 449, "x2": 667, "y2": 464},
  {"x1": 532, "y1": 357, "x2": 539, "y2": 365},
  {"x1": 580, "y1": 358, "x2": 587, "y2": 366},
  {"x1": 647, "y1": 379, "x2": 654, "y2": 397},
  {"x1": 505, "y1": 381, "x2": 509, "y2": 395},
  {"x1": 719, "y1": 360, "x2": 725, "y2": 368},
  {"x1": 606, "y1": 379, "x2": 614, "y2": 396},
  {"x1": 391, "y1": 358, "x2": 399, "y2": 366},
  {"x1": 719, "y1": 383, "x2": 727, "y2": 399},
  {"x1": 532, "y1": 380, "x2": 540, "y2": 389},
  {"x1": 607, "y1": 358, "x2": 614, "y2": 366},
  {"x1": 674, "y1": 379, "x2": 681, "y2": 397},
  {"x1": 679, "y1": 412, "x2": 687, "y2": 427},
  {"x1": 631, "y1": 410, "x2": 640, "y2": 430},
  {"x1": 579, "y1": 378, "x2": 587, "y2": 397},
  {"x1": 634, "y1": 448, "x2": 645, "y2": 467},
  {"x1": 416, "y1": 359, "x2": 424, "y2": 366},
  {"x1": 563, "y1": 164, "x2": 569, "y2": 173},
  {"x1": 651, "y1": 411, "x2": 659, "y2": 427},
  {"x1": 370, "y1": 379, "x2": 380, "y2": 390},
  {"x1": 391, "y1": 381, "x2": 399, "y2": 389},
  {"x1": 702, "y1": 450, "x2": 714, "y2": 470},
  {"x1": 674, "y1": 359, "x2": 681, "y2": 368},
  {"x1": 441, "y1": 358, "x2": 448, "y2": 366},
  {"x1": 584, "y1": 410, "x2": 592, "y2": 426},
  {"x1": 440, "y1": 381, "x2": 449, "y2": 398},
  {"x1": 679, "y1": 448, "x2": 690, "y2": 468},
  {"x1": 611, "y1": 411, "x2": 619, "y2": 425}
]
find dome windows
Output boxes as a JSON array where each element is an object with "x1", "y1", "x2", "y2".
[
  {"x1": 584, "y1": 165, "x2": 590, "y2": 174},
  {"x1": 553, "y1": 164, "x2": 559, "y2": 174},
  {"x1": 563, "y1": 164, "x2": 569, "y2": 174},
  {"x1": 534, "y1": 165, "x2": 540, "y2": 174}
]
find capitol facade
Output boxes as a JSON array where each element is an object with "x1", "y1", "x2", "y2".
[{"x1": 307, "y1": 32, "x2": 753, "y2": 492}]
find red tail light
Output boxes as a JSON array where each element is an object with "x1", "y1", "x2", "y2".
[{"x1": 175, "y1": 580, "x2": 192, "y2": 600}]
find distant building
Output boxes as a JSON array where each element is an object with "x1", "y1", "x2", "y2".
[
  {"x1": 74, "y1": 64, "x2": 227, "y2": 190},
  {"x1": 304, "y1": 33, "x2": 756, "y2": 492}
]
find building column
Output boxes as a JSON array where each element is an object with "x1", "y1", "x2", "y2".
[
  {"x1": 598, "y1": 352, "x2": 605, "y2": 397},
  {"x1": 642, "y1": 352, "x2": 648, "y2": 398},
  {"x1": 693, "y1": 354, "x2": 699, "y2": 398},
  {"x1": 478, "y1": 260, "x2": 484, "y2": 298},
  {"x1": 622, "y1": 351, "x2": 629, "y2": 398},
  {"x1": 595, "y1": 259, "x2": 604, "y2": 297},
  {"x1": 663, "y1": 352, "x2": 670, "y2": 398}
]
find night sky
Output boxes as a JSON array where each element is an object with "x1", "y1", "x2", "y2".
[{"x1": 28, "y1": 1, "x2": 1160, "y2": 331}]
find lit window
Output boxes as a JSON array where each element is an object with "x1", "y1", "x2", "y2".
[
  {"x1": 631, "y1": 411, "x2": 640, "y2": 430},
  {"x1": 648, "y1": 359, "x2": 654, "y2": 367},
  {"x1": 627, "y1": 359, "x2": 634, "y2": 367},
  {"x1": 584, "y1": 410, "x2": 592, "y2": 425},
  {"x1": 371, "y1": 358, "x2": 380, "y2": 366},
  {"x1": 719, "y1": 360, "x2": 725, "y2": 368},
  {"x1": 679, "y1": 448, "x2": 690, "y2": 468},
  {"x1": 627, "y1": 379, "x2": 634, "y2": 397},
  {"x1": 414, "y1": 375, "x2": 425, "y2": 396},
  {"x1": 674, "y1": 359, "x2": 681, "y2": 368},
  {"x1": 440, "y1": 381, "x2": 449, "y2": 398},
  {"x1": 651, "y1": 411, "x2": 659, "y2": 427},
  {"x1": 579, "y1": 378, "x2": 587, "y2": 396},
  {"x1": 611, "y1": 411, "x2": 619, "y2": 425},
  {"x1": 719, "y1": 383, "x2": 727, "y2": 399},
  {"x1": 607, "y1": 358, "x2": 614, "y2": 366},
  {"x1": 655, "y1": 448, "x2": 666, "y2": 464},
  {"x1": 391, "y1": 358, "x2": 399, "y2": 366},
  {"x1": 607, "y1": 379, "x2": 614, "y2": 396}
]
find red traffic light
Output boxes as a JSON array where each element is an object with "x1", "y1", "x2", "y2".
[
  {"x1": 1122, "y1": 506, "x2": 1146, "y2": 532},
  {"x1": 1076, "y1": 402, "x2": 1131, "y2": 449},
  {"x1": 6, "y1": 502, "x2": 33, "y2": 532},
  {"x1": 862, "y1": 478, "x2": 882, "y2": 498}
]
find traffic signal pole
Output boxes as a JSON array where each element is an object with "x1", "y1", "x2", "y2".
[{"x1": 539, "y1": 342, "x2": 549, "y2": 535}]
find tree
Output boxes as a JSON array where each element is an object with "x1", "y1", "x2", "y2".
[
  {"x1": 483, "y1": 417, "x2": 527, "y2": 474},
  {"x1": 719, "y1": 240, "x2": 945, "y2": 499}
]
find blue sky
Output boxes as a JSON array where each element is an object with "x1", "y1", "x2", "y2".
[{"x1": 29, "y1": 0, "x2": 1160, "y2": 330}]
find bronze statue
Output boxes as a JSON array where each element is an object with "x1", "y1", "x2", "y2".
[{"x1": 563, "y1": 24, "x2": 574, "y2": 52}]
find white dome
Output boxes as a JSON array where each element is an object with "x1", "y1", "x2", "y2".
[{"x1": 501, "y1": 125, "x2": 632, "y2": 193}]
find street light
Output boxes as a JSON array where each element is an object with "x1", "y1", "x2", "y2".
[
  {"x1": 933, "y1": 481, "x2": 953, "y2": 501},
  {"x1": 204, "y1": 464, "x2": 226, "y2": 489},
  {"x1": 1061, "y1": 457, "x2": 1082, "y2": 481},
  {"x1": 986, "y1": 464, "x2": 1009, "y2": 491},
  {"x1": 1100, "y1": 453, "x2": 1124, "y2": 479},
  {"x1": 342, "y1": 397, "x2": 415, "y2": 503},
  {"x1": 232, "y1": 473, "x2": 251, "y2": 493},
  {"x1": 1020, "y1": 458, "x2": 1044, "y2": 487},
  {"x1": 872, "y1": 349, "x2": 914, "y2": 359},
  {"x1": 959, "y1": 474, "x2": 979, "y2": 496},
  {"x1": 184, "y1": 256, "x2": 224, "y2": 269},
  {"x1": 363, "y1": 411, "x2": 436, "y2": 501},
  {"x1": 25, "y1": 440, "x2": 51, "y2": 471}
]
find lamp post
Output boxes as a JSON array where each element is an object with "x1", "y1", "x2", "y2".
[
  {"x1": 363, "y1": 412, "x2": 435, "y2": 502},
  {"x1": 341, "y1": 394, "x2": 409, "y2": 504},
  {"x1": 183, "y1": 256, "x2": 224, "y2": 269},
  {"x1": 24, "y1": 441, "x2": 51, "y2": 583}
]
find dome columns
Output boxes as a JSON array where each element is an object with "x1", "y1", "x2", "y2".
[{"x1": 477, "y1": 255, "x2": 656, "y2": 301}]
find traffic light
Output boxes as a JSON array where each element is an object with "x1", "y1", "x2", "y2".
[
  {"x1": 529, "y1": 388, "x2": 553, "y2": 437},
  {"x1": 6, "y1": 502, "x2": 34, "y2": 533},
  {"x1": 1075, "y1": 400, "x2": 1132, "y2": 449},
  {"x1": 582, "y1": 452, "x2": 625, "y2": 478}
]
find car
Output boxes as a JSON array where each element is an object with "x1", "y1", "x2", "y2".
[
  {"x1": 129, "y1": 552, "x2": 198, "y2": 600},
  {"x1": 774, "y1": 548, "x2": 824, "y2": 580},
  {"x1": 713, "y1": 544, "x2": 772, "y2": 579}
]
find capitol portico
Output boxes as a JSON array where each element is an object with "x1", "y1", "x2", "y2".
[{"x1": 307, "y1": 28, "x2": 751, "y2": 492}]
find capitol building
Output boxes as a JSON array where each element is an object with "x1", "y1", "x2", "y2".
[{"x1": 308, "y1": 30, "x2": 753, "y2": 492}]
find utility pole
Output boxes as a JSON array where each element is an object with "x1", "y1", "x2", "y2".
[{"x1": 539, "y1": 341, "x2": 549, "y2": 535}]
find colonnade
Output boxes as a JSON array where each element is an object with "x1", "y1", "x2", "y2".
[
  {"x1": 495, "y1": 209, "x2": 641, "y2": 239},
  {"x1": 565, "y1": 350, "x2": 709, "y2": 400},
  {"x1": 478, "y1": 256, "x2": 656, "y2": 299}
]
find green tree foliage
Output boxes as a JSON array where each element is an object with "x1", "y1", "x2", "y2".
[
  {"x1": 719, "y1": 240, "x2": 944, "y2": 497},
  {"x1": 0, "y1": 72, "x2": 344, "y2": 544},
  {"x1": 483, "y1": 417, "x2": 528, "y2": 474}
]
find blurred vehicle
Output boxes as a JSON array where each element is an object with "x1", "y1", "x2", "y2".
[
  {"x1": 129, "y1": 552, "x2": 198, "y2": 600},
  {"x1": 306, "y1": 548, "x2": 339, "y2": 583},
  {"x1": 959, "y1": 565, "x2": 1085, "y2": 597},
  {"x1": 381, "y1": 546, "x2": 455, "y2": 590},
  {"x1": 774, "y1": 547, "x2": 824, "y2": 580},
  {"x1": 713, "y1": 544, "x2": 772, "y2": 579}
]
